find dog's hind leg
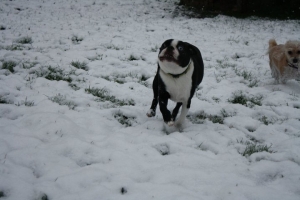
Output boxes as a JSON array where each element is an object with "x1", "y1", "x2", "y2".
[{"x1": 147, "y1": 74, "x2": 159, "y2": 117}]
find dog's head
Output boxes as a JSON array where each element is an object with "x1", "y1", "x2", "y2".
[
  {"x1": 158, "y1": 39, "x2": 196, "y2": 75},
  {"x1": 284, "y1": 40, "x2": 300, "y2": 66}
]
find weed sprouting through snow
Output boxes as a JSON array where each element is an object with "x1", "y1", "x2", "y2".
[
  {"x1": 16, "y1": 97, "x2": 35, "y2": 107},
  {"x1": 71, "y1": 61, "x2": 88, "y2": 71},
  {"x1": 49, "y1": 94, "x2": 77, "y2": 110},
  {"x1": 101, "y1": 72, "x2": 150, "y2": 87},
  {"x1": 1, "y1": 61, "x2": 17, "y2": 73},
  {"x1": 113, "y1": 110, "x2": 136, "y2": 127},
  {"x1": 237, "y1": 139, "x2": 274, "y2": 157},
  {"x1": 228, "y1": 91, "x2": 263, "y2": 108},
  {"x1": 187, "y1": 109, "x2": 235, "y2": 124},
  {"x1": 85, "y1": 87, "x2": 135, "y2": 106},
  {"x1": 15, "y1": 36, "x2": 33, "y2": 44},
  {"x1": 71, "y1": 35, "x2": 83, "y2": 44}
]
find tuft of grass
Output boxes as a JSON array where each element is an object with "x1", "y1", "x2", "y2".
[
  {"x1": 228, "y1": 91, "x2": 262, "y2": 108},
  {"x1": 258, "y1": 115, "x2": 277, "y2": 125},
  {"x1": 128, "y1": 54, "x2": 139, "y2": 61},
  {"x1": 71, "y1": 61, "x2": 88, "y2": 71},
  {"x1": 0, "y1": 25, "x2": 6, "y2": 30},
  {"x1": 45, "y1": 66, "x2": 72, "y2": 83},
  {"x1": 120, "y1": 187, "x2": 127, "y2": 195},
  {"x1": 22, "y1": 61, "x2": 38, "y2": 69},
  {"x1": 154, "y1": 143, "x2": 170, "y2": 156},
  {"x1": 0, "y1": 191, "x2": 5, "y2": 198},
  {"x1": 2, "y1": 61, "x2": 17, "y2": 73},
  {"x1": 234, "y1": 68, "x2": 259, "y2": 87},
  {"x1": 237, "y1": 139, "x2": 274, "y2": 157},
  {"x1": 15, "y1": 36, "x2": 33, "y2": 44},
  {"x1": 40, "y1": 193, "x2": 48, "y2": 200},
  {"x1": 85, "y1": 87, "x2": 135, "y2": 106},
  {"x1": 113, "y1": 111, "x2": 136, "y2": 127},
  {"x1": 0, "y1": 96, "x2": 12, "y2": 104},
  {"x1": 188, "y1": 109, "x2": 234, "y2": 124},
  {"x1": 101, "y1": 72, "x2": 150, "y2": 87},
  {"x1": 69, "y1": 83, "x2": 80, "y2": 91},
  {"x1": 150, "y1": 45, "x2": 158, "y2": 52},
  {"x1": 16, "y1": 97, "x2": 34, "y2": 107},
  {"x1": 71, "y1": 35, "x2": 83, "y2": 44},
  {"x1": 216, "y1": 59, "x2": 237, "y2": 69},
  {"x1": 106, "y1": 44, "x2": 122, "y2": 50},
  {"x1": 49, "y1": 94, "x2": 77, "y2": 110},
  {"x1": 33, "y1": 66, "x2": 73, "y2": 82},
  {"x1": 3, "y1": 44, "x2": 31, "y2": 51}
]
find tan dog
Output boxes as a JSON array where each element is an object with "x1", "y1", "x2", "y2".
[{"x1": 268, "y1": 39, "x2": 300, "y2": 83}]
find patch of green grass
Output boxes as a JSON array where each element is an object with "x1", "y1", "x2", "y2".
[
  {"x1": 188, "y1": 109, "x2": 234, "y2": 124},
  {"x1": 228, "y1": 91, "x2": 263, "y2": 108},
  {"x1": 258, "y1": 115, "x2": 278, "y2": 125},
  {"x1": 33, "y1": 66, "x2": 73, "y2": 82},
  {"x1": 102, "y1": 72, "x2": 150, "y2": 87},
  {"x1": 234, "y1": 68, "x2": 259, "y2": 87},
  {"x1": 237, "y1": 139, "x2": 274, "y2": 157},
  {"x1": 216, "y1": 59, "x2": 237, "y2": 69},
  {"x1": 113, "y1": 110, "x2": 136, "y2": 127},
  {"x1": 85, "y1": 87, "x2": 135, "y2": 106},
  {"x1": 15, "y1": 36, "x2": 33, "y2": 44},
  {"x1": 0, "y1": 191, "x2": 5, "y2": 198},
  {"x1": 49, "y1": 94, "x2": 77, "y2": 110},
  {"x1": 71, "y1": 61, "x2": 88, "y2": 71},
  {"x1": 2, "y1": 61, "x2": 17, "y2": 73}
]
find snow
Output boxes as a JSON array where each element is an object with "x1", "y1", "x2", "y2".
[{"x1": 0, "y1": 0, "x2": 300, "y2": 199}]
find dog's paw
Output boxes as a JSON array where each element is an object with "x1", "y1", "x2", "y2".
[
  {"x1": 167, "y1": 121, "x2": 174, "y2": 127},
  {"x1": 146, "y1": 109, "x2": 156, "y2": 117}
]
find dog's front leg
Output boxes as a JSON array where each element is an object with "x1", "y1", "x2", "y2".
[
  {"x1": 158, "y1": 92, "x2": 173, "y2": 126},
  {"x1": 175, "y1": 101, "x2": 189, "y2": 127},
  {"x1": 147, "y1": 74, "x2": 159, "y2": 117},
  {"x1": 171, "y1": 102, "x2": 182, "y2": 121}
]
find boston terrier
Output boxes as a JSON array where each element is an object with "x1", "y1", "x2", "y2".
[{"x1": 147, "y1": 39, "x2": 204, "y2": 127}]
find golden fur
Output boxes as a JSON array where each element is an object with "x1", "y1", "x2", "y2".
[{"x1": 268, "y1": 39, "x2": 300, "y2": 83}]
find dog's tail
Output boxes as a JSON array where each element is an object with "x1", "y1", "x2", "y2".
[{"x1": 269, "y1": 39, "x2": 277, "y2": 49}]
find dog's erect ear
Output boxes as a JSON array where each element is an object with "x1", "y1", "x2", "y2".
[{"x1": 185, "y1": 42, "x2": 199, "y2": 56}]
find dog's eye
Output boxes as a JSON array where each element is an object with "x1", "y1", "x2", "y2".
[
  {"x1": 178, "y1": 46, "x2": 184, "y2": 51},
  {"x1": 288, "y1": 51, "x2": 293, "y2": 55}
]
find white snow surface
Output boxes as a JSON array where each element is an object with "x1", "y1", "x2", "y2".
[{"x1": 0, "y1": 0, "x2": 300, "y2": 199}]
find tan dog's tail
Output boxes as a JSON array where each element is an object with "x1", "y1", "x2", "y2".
[{"x1": 269, "y1": 39, "x2": 277, "y2": 49}]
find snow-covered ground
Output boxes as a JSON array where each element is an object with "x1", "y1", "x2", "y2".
[{"x1": 1, "y1": 0, "x2": 300, "y2": 199}]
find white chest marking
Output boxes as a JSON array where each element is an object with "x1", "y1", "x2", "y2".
[{"x1": 159, "y1": 62, "x2": 194, "y2": 103}]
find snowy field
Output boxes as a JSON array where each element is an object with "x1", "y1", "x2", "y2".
[{"x1": 1, "y1": 0, "x2": 300, "y2": 199}]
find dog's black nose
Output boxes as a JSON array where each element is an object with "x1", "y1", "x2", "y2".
[{"x1": 293, "y1": 58, "x2": 298, "y2": 63}]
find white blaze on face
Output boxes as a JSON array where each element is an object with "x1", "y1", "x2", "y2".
[{"x1": 158, "y1": 40, "x2": 189, "y2": 75}]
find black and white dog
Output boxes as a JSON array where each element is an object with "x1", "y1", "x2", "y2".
[{"x1": 147, "y1": 39, "x2": 204, "y2": 127}]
